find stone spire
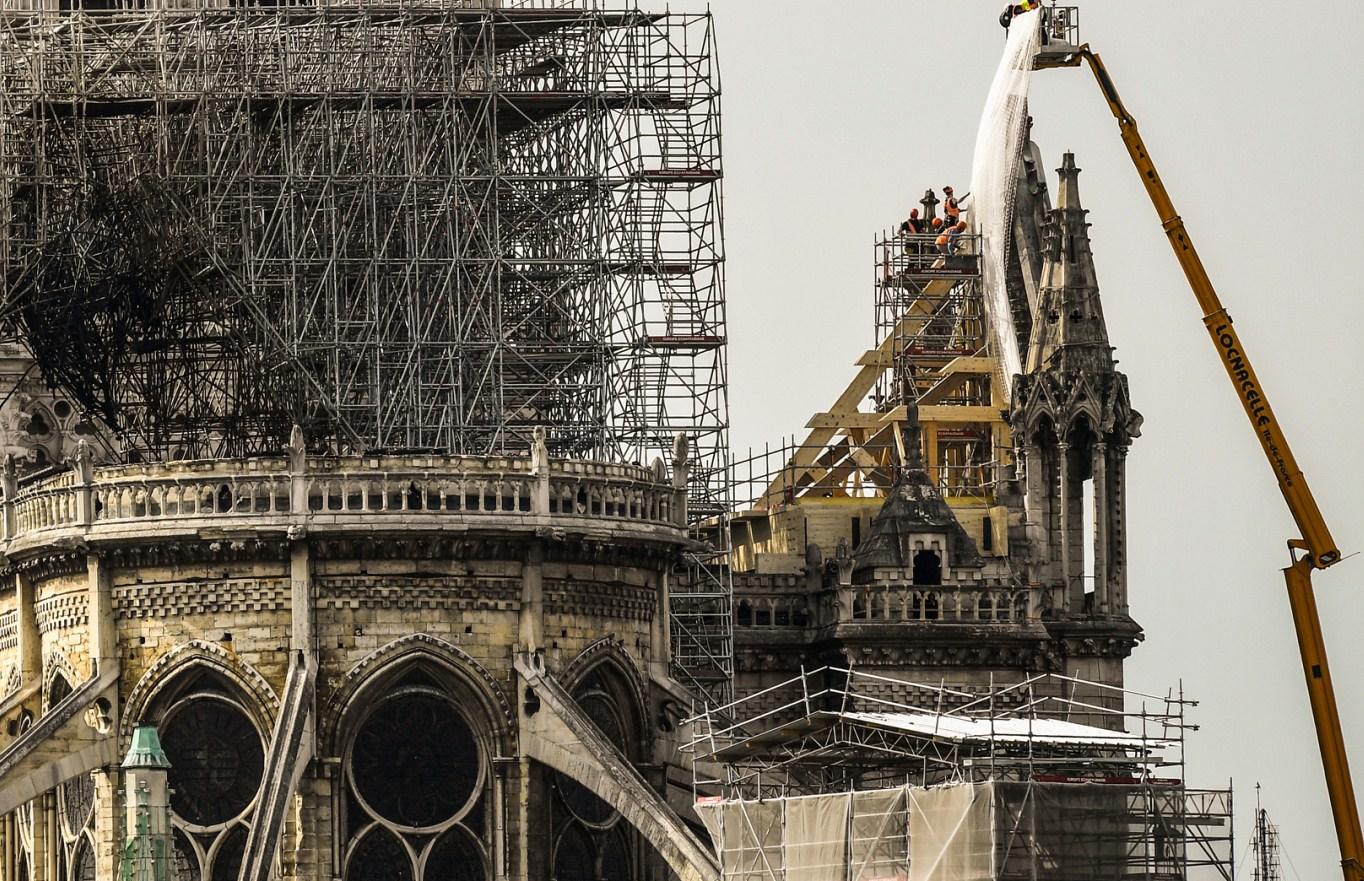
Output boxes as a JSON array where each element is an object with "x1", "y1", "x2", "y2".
[{"x1": 1024, "y1": 153, "x2": 1113, "y2": 374}]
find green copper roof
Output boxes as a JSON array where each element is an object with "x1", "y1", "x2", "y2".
[{"x1": 122, "y1": 725, "x2": 171, "y2": 770}]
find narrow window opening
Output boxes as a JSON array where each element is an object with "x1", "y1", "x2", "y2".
[{"x1": 911, "y1": 550, "x2": 942, "y2": 586}]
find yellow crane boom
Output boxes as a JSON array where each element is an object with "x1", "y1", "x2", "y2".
[{"x1": 1036, "y1": 42, "x2": 1363, "y2": 881}]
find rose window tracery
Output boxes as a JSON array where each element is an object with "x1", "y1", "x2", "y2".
[
  {"x1": 342, "y1": 669, "x2": 489, "y2": 881},
  {"x1": 153, "y1": 677, "x2": 264, "y2": 881}
]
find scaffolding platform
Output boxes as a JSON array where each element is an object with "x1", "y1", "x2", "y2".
[{"x1": 686, "y1": 667, "x2": 1234, "y2": 880}]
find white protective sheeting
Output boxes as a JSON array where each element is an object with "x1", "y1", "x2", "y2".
[
  {"x1": 838, "y1": 711, "x2": 1177, "y2": 751},
  {"x1": 784, "y1": 792, "x2": 850, "y2": 881},
  {"x1": 907, "y1": 784, "x2": 995, "y2": 881},
  {"x1": 968, "y1": 10, "x2": 1043, "y2": 401},
  {"x1": 849, "y1": 787, "x2": 909, "y2": 881},
  {"x1": 697, "y1": 797, "x2": 785, "y2": 881}
]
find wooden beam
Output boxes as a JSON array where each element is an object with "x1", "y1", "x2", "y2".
[
  {"x1": 939, "y1": 355, "x2": 997, "y2": 375},
  {"x1": 880, "y1": 404, "x2": 1005, "y2": 424},
  {"x1": 760, "y1": 277, "x2": 963, "y2": 505},
  {"x1": 804, "y1": 412, "x2": 893, "y2": 430}
]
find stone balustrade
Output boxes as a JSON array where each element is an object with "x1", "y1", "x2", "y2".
[
  {"x1": 848, "y1": 583, "x2": 1035, "y2": 625},
  {"x1": 2, "y1": 454, "x2": 683, "y2": 551}
]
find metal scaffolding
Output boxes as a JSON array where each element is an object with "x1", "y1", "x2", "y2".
[
  {"x1": 688, "y1": 667, "x2": 1235, "y2": 880},
  {"x1": 0, "y1": 0, "x2": 731, "y2": 696}
]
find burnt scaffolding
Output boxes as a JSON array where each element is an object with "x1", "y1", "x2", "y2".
[{"x1": 0, "y1": 1, "x2": 732, "y2": 695}]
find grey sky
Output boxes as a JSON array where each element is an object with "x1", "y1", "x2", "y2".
[{"x1": 667, "y1": 0, "x2": 1364, "y2": 872}]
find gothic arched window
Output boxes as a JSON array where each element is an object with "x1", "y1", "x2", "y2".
[
  {"x1": 551, "y1": 668, "x2": 643, "y2": 881},
  {"x1": 142, "y1": 670, "x2": 265, "y2": 881},
  {"x1": 341, "y1": 666, "x2": 489, "y2": 881},
  {"x1": 912, "y1": 549, "x2": 942, "y2": 586}
]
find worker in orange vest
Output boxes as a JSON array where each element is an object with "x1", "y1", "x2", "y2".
[
  {"x1": 947, "y1": 221, "x2": 968, "y2": 255},
  {"x1": 942, "y1": 186, "x2": 963, "y2": 223}
]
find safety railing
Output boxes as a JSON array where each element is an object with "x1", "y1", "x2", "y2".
[{"x1": 2, "y1": 454, "x2": 683, "y2": 547}]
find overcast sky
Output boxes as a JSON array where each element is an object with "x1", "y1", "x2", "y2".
[{"x1": 668, "y1": 0, "x2": 1364, "y2": 873}]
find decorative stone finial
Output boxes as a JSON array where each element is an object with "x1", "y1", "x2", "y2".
[
  {"x1": 286, "y1": 424, "x2": 306, "y2": 473},
  {"x1": 531, "y1": 425, "x2": 549, "y2": 475},
  {"x1": 672, "y1": 432, "x2": 690, "y2": 467}
]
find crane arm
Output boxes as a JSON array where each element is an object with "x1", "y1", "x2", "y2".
[{"x1": 1037, "y1": 44, "x2": 1363, "y2": 880}]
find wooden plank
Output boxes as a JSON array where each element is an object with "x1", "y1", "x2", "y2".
[
  {"x1": 881, "y1": 404, "x2": 1005, "y2": 424},
  {"x1": 939, "y1": 355, "x2": 997, "y2": 375},
  {"x1": 804, "y1": 412, "x2": 890, "y2": 430}
]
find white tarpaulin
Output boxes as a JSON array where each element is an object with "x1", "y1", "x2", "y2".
[
  {"x1": 697, "y1": 797, "x2": 785, "y2": 881},
  {"x1": 968, "y1": 9, "x2": 1043, "y2": 401},
  {"x1": 906, "y1": 784, "x2": 995, "y2": 881},
  {"x1": 784, "y1": 792, "x2": 850, "y2": 881},
  {"x1": 849, "y1": 787, "x2": 909, "y2": 881}
]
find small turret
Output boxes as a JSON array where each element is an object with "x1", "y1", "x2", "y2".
[{"x1": 121, "y1": 725, "x2": 172, "y2": 881}]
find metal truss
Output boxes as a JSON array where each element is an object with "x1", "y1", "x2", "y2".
[{"x1": 0, "y1": 1, "x2": 732, "y2": 698}]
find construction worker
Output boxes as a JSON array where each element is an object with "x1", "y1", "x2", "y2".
[
  {"x1": 898, "y1": 209, "x2": 923, "y2": 236},
  {"x1": 942, "y1": 186, "x2": 963, "y2": 223},
  {"x1": 947, "y1": 220, "x2": 968, "y2": 255},
  {"x1": 998, "y1": 1, "x2": 1047, "y2": 37},
  {"x1": 935, "y1": 222, "x2": 951, "y2": 256}
]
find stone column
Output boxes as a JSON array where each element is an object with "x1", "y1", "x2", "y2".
[
  {"x1": 15, "y1": 572, "x2": 40, "y2": 690},
  {"x1": 92, "y1": 770, "x2": 119, "y2": 881},
  {"x1": 290, "y1": 541, "x2": 312, "y2": 654},
  {"x1": 650, "y1": 568, "x2": 670, "y2": 679},
  {"x1": 1056, "y1": 441, "x2": 1073, "y2": 611},
  {"x1": 1113, "y1": 446, "x2": 1129, "y2": 614},
  {"x1": 86, "y1": 555, "x2": 115, "y2": 675},
  {"x1": 1021, "y1": 444, "x2": 1050, "y2": 579},
  {"x1": 518, "y1": 543, "x2": 544, "y2": 654},
  {"x1": 29, "y1": 793, "x2": 49, "y2": 881},
  {"x1": 42, "y1": 794, "x2": 55, "y2": 881},
  {"x1": 1091, "y1": 442, "x2": 1109, "y2": 614}
]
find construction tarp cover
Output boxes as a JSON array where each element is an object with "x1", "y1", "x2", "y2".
[
  {"x1": 969, "y1": 8, "x2": 1042, "y2": 399},
  {"x1": 698, "y1": 781, "x2": 1204, "y2": 881}
]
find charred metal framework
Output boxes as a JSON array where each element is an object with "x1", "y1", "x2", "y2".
[
  {"x1": 0, "y1": 1, "x2": 732, "y2": 698},
  {"x1": 0, "y1": 1, "x2": 726, "y2": 491}
]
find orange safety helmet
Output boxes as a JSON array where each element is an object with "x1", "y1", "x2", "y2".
[{"x1": 931, "y1": 217, "x2": 944, "y2": 228}]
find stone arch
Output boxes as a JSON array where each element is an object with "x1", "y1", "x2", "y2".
[
  {"x1": 330, "y1": 635, "x2": 510, "y2": 881},
  {"x1": 324, "y1": 633, "x2": 514, "y2": 756},
  {"x1": 42, "y1": 650, "x2": 80, "y2": 710},
  {"x1": 124, "y1": 641, "x2": 274, "y2": 879},
  {"x1": 121, "y1": 639, "x2": 279, "y2": 740},
  {"x1": 561, "y1": 638, "x2": 649, "y2": 749}
]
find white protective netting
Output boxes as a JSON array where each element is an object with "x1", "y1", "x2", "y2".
[
  {"x1": 699, "y1": 784, "x2": 989, "y2": 881},
  {"x1": 968, "y1": 9, "x2": 1043, "y2": 401},
  {"x1": 905, "y1": 784, "x2": 994, "y2": 881},
  {"x1": 700, "y1": 781, "x2": 1226, "y2": 880}
]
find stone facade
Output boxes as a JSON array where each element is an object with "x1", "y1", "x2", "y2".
[
  {"x1": 730, "y1": 152, "x2": 1144, "y2": 720},
  {"x1": 0, "y1": 442, "x2": 714, "y2": 881}
]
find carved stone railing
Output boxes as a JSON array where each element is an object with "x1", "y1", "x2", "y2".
[
  {"x1": 848, "y1": 583, "x2": 1036, "y2": 625},
  {"x1": 2, "y1": 453, "x2": 684, "y2": 551}
]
